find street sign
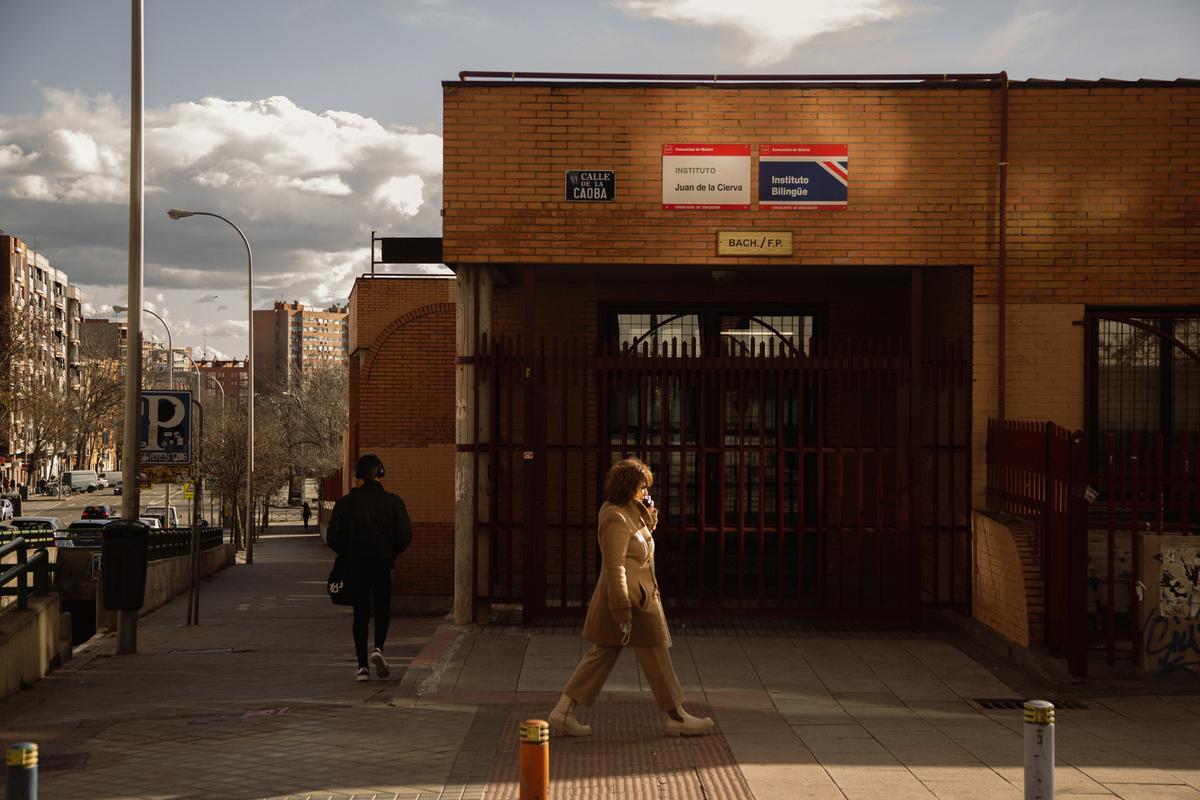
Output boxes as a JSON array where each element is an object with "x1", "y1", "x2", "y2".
[
  {"x1": 182, "y1": 481, "x2": 194, "y2": 499},
  {"x1": 140, "y1": 391, "x2": 192, "y2": 466}
]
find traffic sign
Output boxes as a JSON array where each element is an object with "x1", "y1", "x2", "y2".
[
  {"x1": 182, "y1": 481, "x2": 194, "y2": 499},
  {"x1": 140, "y1": 391, "x2": 192, "y2": 465}
]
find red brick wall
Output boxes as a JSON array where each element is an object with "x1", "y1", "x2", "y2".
[
  {"x1": 348, "y1": 276, "x2": 457, "y2": 601},
  {"x1": 444, "y1": 82, "x2": 1198, "y2": 308},
  {"x1": 972, "y1": 511, "x2": 1045, "y2": 648}
]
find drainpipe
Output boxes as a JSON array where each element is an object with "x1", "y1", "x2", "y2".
[{"x1": 998, "y1": 71, "x2": 1009, "y2": 420}]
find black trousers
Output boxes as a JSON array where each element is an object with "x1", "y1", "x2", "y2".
[{"x1": 350, "y1": 559, "x2": 394, "y2": 668}]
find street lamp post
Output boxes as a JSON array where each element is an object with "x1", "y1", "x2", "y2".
[
  {"x1": 115, "y1": 303, "x2": 176, "y2": 531},
  {"x1": 115, "y1": 305, "x2": 173, "y2": 389},
  {"x1": 166, "y1": 209, "x2": 255, "y2": 564}
]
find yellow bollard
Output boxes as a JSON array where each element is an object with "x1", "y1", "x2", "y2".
[
  {"x1": 519, "y1": 719, "x2": 550, "y2": 800},
  {"x1": 6, "y1": 742, "x2": 38, "y2": 799}
]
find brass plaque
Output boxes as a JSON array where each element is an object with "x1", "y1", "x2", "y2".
[{"x1": 717, "y1": 231, "x2": 792, "y2": 256}]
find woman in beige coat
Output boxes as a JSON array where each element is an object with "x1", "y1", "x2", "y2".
[{"x1": 548, "y1": 458, "x2": 714, "y2": 737}]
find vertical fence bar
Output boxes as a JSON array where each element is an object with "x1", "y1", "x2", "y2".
[
  {"x1": 758, "y1": 342, "x2": 767, "y2": 608},
  {"x1": 815, "y1": 340, "x2": 826, "y2": 610},
  {"x1": 1105, "y1": 431, "x2": 1117, "y2": 665},
  {"x1": 1068, "y1": 430, "x2": 1089, "y2": 677},
  {"x1": 718, "y1": 345, "x2": 728, "y2": 610},
  {"x1": 698, "y1": 342, "x2": 708, "y2": 610},
  {"x1": 737, "y1": 353, "x2": 747, "y2": 610},
  {"x1": 775, "y1": 341, "x2": 786, "y2": 607},
  {"x1": 678, "y1": 339, "x2": 689, "y2": 607}
]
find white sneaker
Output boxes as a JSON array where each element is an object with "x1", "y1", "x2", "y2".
[
  {"x1": 354, "y1": 668, "x2": 370, "y2": 682},
  {"x1": 369, "y1": 647, "x2": 390, "y2": 678}
]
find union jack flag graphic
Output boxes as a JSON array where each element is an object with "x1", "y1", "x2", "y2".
[{"x1": 759, "y1": 144, "x2": 849, "y2": 209}]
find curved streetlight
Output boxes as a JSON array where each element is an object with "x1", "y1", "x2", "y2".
[
  {"x1": 182, "y1": 351, "x2": 225, "y2": 414},
  {"x1": 166, "y1": 208, "x2": 255, "y2": 564},
  {"x1": 113, "y1": 304, "x2": 173, "y2": 389}
]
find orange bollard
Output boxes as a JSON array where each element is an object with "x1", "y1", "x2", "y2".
[{"x1": 519, "y1": 718, "x2": 550, "y2": 800}]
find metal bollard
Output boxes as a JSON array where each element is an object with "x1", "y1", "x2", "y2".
[
  {"x1": 1023, "y1": 700, "x2": 1054, "y2": 800},
  {"x1": 6, "y1": 742, "x2": 38, "y2": 800},
  {"x1": 518, "y1": 719, "x2": 550, "y2": 800}
]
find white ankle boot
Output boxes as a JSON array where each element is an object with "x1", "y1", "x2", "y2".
[
  {"x1": 666, "y1": 706, "x2": 714, "y2": 736},
  {"x1": 548, "y1": 694, "x2": 592, "y2": 736}
]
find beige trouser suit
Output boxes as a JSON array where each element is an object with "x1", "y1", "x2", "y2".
[{"x1": 563, "y1": 499, "x2": 685, "y2": 711}]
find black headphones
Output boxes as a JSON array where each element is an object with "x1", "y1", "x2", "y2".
[{"x1": 354, "y1": 453, "x2": 385, "y2": 480}]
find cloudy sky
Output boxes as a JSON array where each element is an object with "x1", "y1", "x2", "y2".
[{"x1": 1, "y1": 0, "x2": 1197, "y2": 358}]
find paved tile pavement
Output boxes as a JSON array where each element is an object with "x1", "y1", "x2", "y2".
[{"x1": 3, "y1": 527, "x2": 1200, "y2": 799}]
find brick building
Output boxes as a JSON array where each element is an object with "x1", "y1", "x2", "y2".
[
  {"x1": 1, "y1": 233, "x2": 84, "y2": 485},
  {"x1": 348, "y1": 74, "x2": 1199, "y2": 632},
  {"x1": 253, "y1": 301, "x2": 349, "y2": 391}
]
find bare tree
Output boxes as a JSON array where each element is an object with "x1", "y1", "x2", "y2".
[
  {"x1": 280, "y1": 365, "x2": 348, "y2": 481},
  {"x1": 3, "y1": 303, "x2": 73, "y2": 482},
  {"x1": 67, "y1": 326, "x2": 124, "y2": 470}
]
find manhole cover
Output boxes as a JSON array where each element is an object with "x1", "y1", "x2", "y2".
[{"x1": 973, "y1": 698, "x2": 1087, "y2": 710}]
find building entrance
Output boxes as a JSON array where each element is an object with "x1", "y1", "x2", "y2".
[{"x1": 469, "y1": 310, "x2": 954, "y2": 623}]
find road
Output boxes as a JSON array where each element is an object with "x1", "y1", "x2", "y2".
[
  {"x1": 17, "y1": 483, "x2": 306, "y2": 528},
  {"x1": 19, "y1": 482, "x2": 201, "y2": 526}
]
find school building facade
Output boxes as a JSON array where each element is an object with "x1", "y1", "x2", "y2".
[{"x1": 347, "y1": 74, "x2": 1198, "y2": 666}]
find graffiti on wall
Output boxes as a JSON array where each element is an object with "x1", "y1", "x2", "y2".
[{"x1": 1160, "y1": 545, "x2": 1200, "y2": 619}]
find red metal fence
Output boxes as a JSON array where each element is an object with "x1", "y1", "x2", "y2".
[
  {"x1": 1095, "y1": 431, "x2": 1200, "y2": 666},
  {"x1": 471, "y1": 333, "x2": 968, "y2": 624},
  {"x1": 985, "y1": 419, "x2": 1088, "y2": 675}
]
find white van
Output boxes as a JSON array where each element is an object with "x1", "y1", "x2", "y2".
[
  {"x1": 61, "y1": 470, "x2": 101, "y2": 492},
  {"x1": 143, "y1": 505, "x2": 179, "y2": 528}
]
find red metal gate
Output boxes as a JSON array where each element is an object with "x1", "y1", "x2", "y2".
[{"x1": 472, "y1": 334, "x2": 968, "y2": 623}]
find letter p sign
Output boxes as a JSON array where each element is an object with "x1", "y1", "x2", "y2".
[{"x1": 140, "y1": 390, "x2": 192, "y2": 465}]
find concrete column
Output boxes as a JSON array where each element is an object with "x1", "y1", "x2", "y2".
[{"x1": 454, "y1": 265, "x2": 492, "y2": 625}]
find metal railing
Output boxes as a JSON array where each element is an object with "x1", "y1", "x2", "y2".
[
  {"x1": 0, "y1": 537, "x2": 53, "y2": 612},
  {"x1": 986, "y1": 419, "x2": 1089, "y2": 676},
  {"x1": 147, "y1": 527, "x2": 224, "y2": 560}
]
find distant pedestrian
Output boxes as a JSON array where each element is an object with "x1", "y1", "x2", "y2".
[
  {"x1": 301, "y1": 500, "x2": 312, "y2": 531},
  {"x1": 325, "y1": 454, "x2": 412, "y2": 682},
  {"x1": 548, "y1": 458, "x2": 713, "y2": 737}
]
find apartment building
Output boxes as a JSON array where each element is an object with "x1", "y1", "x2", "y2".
[
  {"x1": 253, "y1": 301, "x2": 348, "y2": 391},
  {"x1": 1, "y1": 233, "x2": 84, "y2": 485},
  {"x1": 196, "y1": 359, "x2": 248, "y2": 407}
]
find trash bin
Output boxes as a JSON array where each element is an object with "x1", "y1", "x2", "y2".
[
  {"x1": 11, "y1": 495, "x2": 21, "y2": 517},
  {"x1": 101, "y1": 519, "x2": 150, "y2": 611},
  {"x1": 19, "y1": 484, "x2": 28, "y2": 500}
]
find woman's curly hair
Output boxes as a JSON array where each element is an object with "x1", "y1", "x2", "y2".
[{"x1": 604, "y1": 458, "x2": 653, "y2": 505}]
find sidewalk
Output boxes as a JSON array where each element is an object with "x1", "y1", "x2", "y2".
[{"x1": 2, "y1": 528, "x2": 1199, "y2": 799}]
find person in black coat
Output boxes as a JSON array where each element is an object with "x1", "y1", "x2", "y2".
[{"x1": 326, "y1": 453, "x2": 412, "y2": 681}]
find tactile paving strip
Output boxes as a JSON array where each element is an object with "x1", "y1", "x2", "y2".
[{"x1": 484, "y1": 702, "x2": 753, "y2": 799}]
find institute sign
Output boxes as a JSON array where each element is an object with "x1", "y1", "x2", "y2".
[{"x1": 662, "y1": 144, "x2": 751, "y2": 209}]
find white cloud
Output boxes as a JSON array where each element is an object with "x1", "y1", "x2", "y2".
[
  {"x1": 0, "y1": 88, "x2": 442, "y2": 212},
  {"x1": 615, "y1": 0, "x2": 906, "y2": 65},
  {"x1": 372, "y1": 175, "x2": 425, "y2": 216}
]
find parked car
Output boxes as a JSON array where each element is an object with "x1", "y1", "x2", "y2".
[
  {"x1": 59, "y1": 519, "x2": 109, "y2": 548},
  {"x1": 0, "y1": 499, "x2": 13, "y2": 520},
  {"x1": 11, "y1": 516, "x2": 64, "y2": 531},
  {"x1": 138, "y1": 517, "x2": 162, "y2": 529},
  {"x1": 82, "y1": 504, "x2": 116, "y2": 520},
  {"x1": 142, "y1": 505, "x2": 179, "y2": 528},
  {"x1": 100, "y1": 472, "x2": 123, "y2": 491},
  {"x1": 95, "y1": 475, "x2": 109, "y2": 489}
]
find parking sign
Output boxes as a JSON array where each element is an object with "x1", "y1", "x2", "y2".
[{"x1": 140, "y1": 391, "x2": 192, "y2": 465}]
